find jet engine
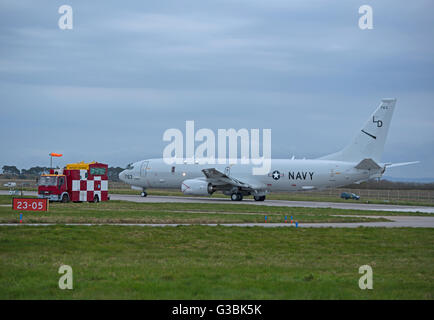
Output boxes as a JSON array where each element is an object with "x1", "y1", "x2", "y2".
[{"x1": 181, "y1": 179, "x2": 214, "y2": 196}]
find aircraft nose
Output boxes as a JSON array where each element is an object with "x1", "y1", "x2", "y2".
[{"x1": 119, "y1": 170, "x2": 126, "y2": 182}]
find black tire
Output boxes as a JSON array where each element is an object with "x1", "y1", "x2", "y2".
[
  {"x1": 254, "y1": 195, "x2": 266, "y2": 201},
  {"x1": 93, "y1": 195, "x2": 99, "y2": 203},
  {"x1": 231, "y1": 193, "x2": 243, "y2": 201},
  {"x1": 141, "y1": 192, "x2": 147, "y2": 197},
  {"x1": 61, "y1": 194, "x2": 69, "y2": 203}
]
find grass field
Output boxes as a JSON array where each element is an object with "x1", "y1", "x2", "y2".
[
  {"x1": 0, "y1": 226, "x2": 432, "y2": 299},
  {"x1": 0, "y1": 195, "x2": 393, "y2": 224},
  {"x1": 1, "y1": 194, "x2": 432, "y2": 299}
]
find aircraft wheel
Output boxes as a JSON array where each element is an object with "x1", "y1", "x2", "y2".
[
  {"x1": 141, "y1": 191, "x2": 147, "y2": 197},
  {"x1": 231, "y1": 193, "x2": 243, "y2": 201}
]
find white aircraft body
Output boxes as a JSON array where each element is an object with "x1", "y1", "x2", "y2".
[{"x1": 119, "y1": 99, "x2": 418, "y2": 201}]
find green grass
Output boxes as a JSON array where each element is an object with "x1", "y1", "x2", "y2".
[
  {"x1": 0, "y1": 195, "x2": 393, "y2": 224},
  {"x1": 0, "y1": 226, "x2": 432, "y2": 299},
  {"x1": 0, "y1": 194, "x2": 36, "y2": 205}
]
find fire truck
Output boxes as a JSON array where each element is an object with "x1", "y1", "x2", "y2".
[{"x1": 38, "y1": 161, "x2": 109, "y2": 203}]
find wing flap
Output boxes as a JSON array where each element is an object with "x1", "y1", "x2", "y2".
[{"x1": 202, "y1": 168, "x2": 252, "y2": 188}]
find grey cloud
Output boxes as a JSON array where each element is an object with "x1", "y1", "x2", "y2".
[{"x1": 0, "y1": 0, "x2": 433, "y2": 179}]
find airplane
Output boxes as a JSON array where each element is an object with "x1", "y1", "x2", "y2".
[{"x1": 119, "y1": 98, "x2": 418, "y2": 201}]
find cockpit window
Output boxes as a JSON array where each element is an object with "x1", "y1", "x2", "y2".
[{"x1": 126, "y1": 163, "x2": 134, "y2": 170}]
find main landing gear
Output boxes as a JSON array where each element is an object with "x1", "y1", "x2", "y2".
[
  {"x1": 231, "y1": 193, "x2": 243, "y2": 201},
  {"x1": 141, "y1": 189, "x2": 147, "y2": 197},
  {"x1": 230, "y1": 193, "x2": 266, "y2": 201}
]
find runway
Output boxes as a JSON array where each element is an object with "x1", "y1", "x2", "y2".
[
  {"x1": 2, "y1": 190, "x2": 434, "y2": 213},
  {"x1": 109, "y1": 194, "x2": 434, "y2": 214}
]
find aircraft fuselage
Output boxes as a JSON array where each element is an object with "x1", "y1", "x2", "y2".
[{"x1": 119, "y1": 158, "x2": 376, "y2": 193}]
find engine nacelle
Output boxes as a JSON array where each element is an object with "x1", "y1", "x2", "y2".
[{"x1": 181, "y1": 179, "x2": 213, "y2": 196}]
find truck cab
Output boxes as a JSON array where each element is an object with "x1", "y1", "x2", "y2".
[{"x1": 38, "y1": 174, "x2": 69, "y2": 202}]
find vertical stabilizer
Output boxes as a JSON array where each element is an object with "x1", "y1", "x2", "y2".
[{"x1": 320, "y1": 98, "x2": 396, "y2": 163}]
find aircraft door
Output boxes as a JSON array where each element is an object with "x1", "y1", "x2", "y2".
[
  {"x1": 329, "y1": 168, "x2": 336, "y2": 182},
  {"x1": 140, "y1": 161, "x2": 149, "y2": 177}
]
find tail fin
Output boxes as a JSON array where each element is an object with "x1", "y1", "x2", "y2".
[{"x1": 320, "y1": 98, "x2": 396, "y2": 163}]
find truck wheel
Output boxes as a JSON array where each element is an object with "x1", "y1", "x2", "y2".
[
  {"x1": 93, "y1": 195, "x2": 99, "y2": 203},
  {"x1": 61, "y1": 194, "x2": 69, "y2": 203}
]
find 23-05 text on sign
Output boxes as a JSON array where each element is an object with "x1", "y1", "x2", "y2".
[{"x1": 12, "y1": 198, "x2": 49, "y2": 211}]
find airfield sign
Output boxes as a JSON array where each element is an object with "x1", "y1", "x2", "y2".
[{"x1": 12, "y1": 198, "x2": 49, "y2": 212}]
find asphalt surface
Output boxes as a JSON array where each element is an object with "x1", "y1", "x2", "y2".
[
  {"x1": 109, "y1": 193, "x2": 434, "y2": 214},
  {"x1": 2, "y1": 190, "x2": 434, "y2": 228},
  {"x1": 2, "y1": 190, "x2": 434, "y2": 213}
]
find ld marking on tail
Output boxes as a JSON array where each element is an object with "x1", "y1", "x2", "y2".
[{"x1": 373, "y1": 116, "x2": 383, "y2": 127}]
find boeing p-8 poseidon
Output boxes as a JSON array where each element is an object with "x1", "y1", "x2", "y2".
[{"x1": 119, "y1": 99, "x2": 417, "y2": 201}]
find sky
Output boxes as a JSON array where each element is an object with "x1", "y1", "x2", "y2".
[{"x1": 0, "y1": 0, "x2": 433, "y2": 180}]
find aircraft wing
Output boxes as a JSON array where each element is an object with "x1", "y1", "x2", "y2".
[{"x1": 201, "y1": 168, "x2": 258, "y2": 189}]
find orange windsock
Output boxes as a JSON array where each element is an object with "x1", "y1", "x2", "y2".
[{"x1": 50, "y1": 153, "x2": 63, "y2": 157}]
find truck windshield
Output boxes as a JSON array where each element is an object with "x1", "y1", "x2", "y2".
[{"x1": 39, "y1": 176, "x2": 57, "y2": 186}]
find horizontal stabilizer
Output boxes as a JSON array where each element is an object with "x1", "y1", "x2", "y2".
[
  {"x1": 384, "y1": 161, "x2": 420, "y2": 168},
  {"x1": 355, "y1": 158, "x2": 381, "y2": 170}
]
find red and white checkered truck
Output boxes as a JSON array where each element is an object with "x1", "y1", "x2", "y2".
[{"x1": 38, "y1": 161, "x2": 109, "y2": 203}]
